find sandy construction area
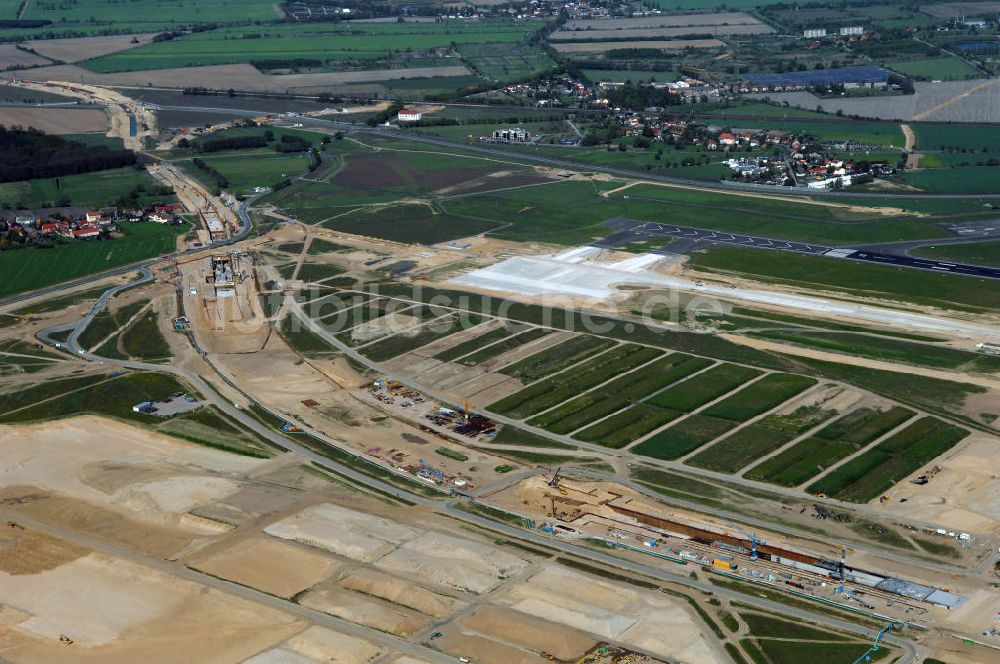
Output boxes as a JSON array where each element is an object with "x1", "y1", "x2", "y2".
[
  {"x1": 0, "y1": 44, "x2": 51, "y2": 68},
  {"x1": 264, "y1": 503, "x2": 419, "y2": 562},
  {"x1": 191, "y1": 536, "x2": 341, "y2": 598},
  {"x1": 246, "y1": 626, "x2": 385, "y2": 664},
  {"x1": 0, "y1": 551, "x2": 301, "y2": 662},
  {"x1": 339, "y1": 568, "x2": 466, "y2": 617},
  {"x1": 496, "y1": 566, "x2": 725, "y2": 664},
  {"x1": 27, "y1": 63, "x2": 472, "y2": 94},
  {"x1": 0, "y1": 107, "x2": 107, "y2": 134},
  {"x1": 24, "y1": 34, "x2": 157, "y2": 63},
  {"x1": 458, "y1": 607, "x2": 597, "y2": 660},
  {"x1": 300, "y1": 584, "x2": 428, "y2": 635},
  {"x1": 375, "y1": 532, "x2": 528, "y2": 594},
  {"x1": 0, "y1": 416, "x2": 261, "y2": 523},
  {"x1": 552, "y1": 39, "x2": 723, "y2": 53},
  {"x1": 878, "y1": 434, "x2": 1000, "y2": 534}
]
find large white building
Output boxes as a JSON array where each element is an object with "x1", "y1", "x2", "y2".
[
  {"x1": 397, "y1": 108, "x2": 423, "y2": 122},
  {"x1": 840, "y1": 26, "x2": 864, "y2": 36},
  {"x1": 804, "y1": 28, "x2": 827, "y2": 38}
]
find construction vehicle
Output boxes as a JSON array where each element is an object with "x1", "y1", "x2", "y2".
[{"x1": 548, "y1": 467, "x2": 562, "y2": 487}]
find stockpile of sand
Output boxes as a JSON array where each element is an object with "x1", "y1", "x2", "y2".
[
  {"x1": 264, "y1": 503, "x2": 419, "y2": 562},
  {"x1": 375, "y1": 532, "x2": 528, "y2": 594},
  {"x1": 299, "y1": 585, "x2": 427, "y2": 636},
  {"x1": 116, "y1": 475, "x2": 241, "y2": 516},
  {"x1": 497, "y1": 566, "x2": 724, "y2": 664},
  {"x1": 339, "y1": 568, "x2": 465, "y2": 617},
  {"x1": 191, "y1": 537, "x2": 341, "y2": 599}
]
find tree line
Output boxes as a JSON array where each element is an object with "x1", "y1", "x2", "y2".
[{"x1": 0, "y1": 126, "x2": 135, "y2": 184}]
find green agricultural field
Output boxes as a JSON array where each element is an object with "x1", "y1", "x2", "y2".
[
  {"x1": 85, "y1": 20, "x2": 540, "y2": 72},
  {"x1": 445, "y1": 178, "x2": 949, "y2": 246},
  {"x1": 0, "y1": 166, "x2": 173, "y2": 210},
  {"x1": 489, "y1": 344, "x2": 661, "y2": 419},
  {"x1": 899, "y1": 166, "x2": 1000, "y2": 194},
  {"x1": 751, "y1": 329, "x2": 1000, "y2": 372},
  {"x1": 456, "y1": 327, "x2": 552, "y2": 366},
  {"x1": 0, "y1": 224, "x2": 185, "y2": 299},
  {"x1": 687, "y1": 245, "x2": 998, "y2": 312},
  {"x1": 807, "y1": 417, "x2": 968, "y2": 502},
  {"x1": 359, "y1": 313, "x2": 485, "y2": 362},
  {"x1": 686, "y1": 405, "x2": 837, "y2": 473},
  {"x1": 887, "y1": 57, "x2": 982, "y2": 80},
  {"x1": 499, "y1": 335, "x2": 616, "y2": 381},
  {"x1": 575, "y1": 403, "x2": 683, "y2": 448},
  {"x1": 911, "y1": 240, "x2": 1000, "y2": 268},
  {"x1": 23, "y1": 0, "x2": 280, "y2": 24},
  {"x1": 633, "y1": 414, "x2": 738, "y2": 460},
  {"x1": 459, "y1": 42, "x2": 556, "y2": 83},
  {"x1": 700, "y1": 373, "x2": 817, "y2": 422},
  {"x1": 647, "y1": 364, "x2": 760, "y2": 412},
  {"x1": 581, "y1": 69, "x2": 683, "y2": 83},
  {"x1": 294, "y1": 262, "x2": 345, "y2": 283},
  {"x1": 912, "y1": 123, "x2": 1000, "y2": 151},
  {"x1": 745, "y1": 405, "x2": 916, "y2": 487},
  {"x1": 180, "y1": 151, "x2": 310, "y2": 196},
  {"x1": 323, "y1": 204, "x2": 500, "y2": 245}
]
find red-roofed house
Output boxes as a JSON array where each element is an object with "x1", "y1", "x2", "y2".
[
  {"x1": 40, "y1": 223, "x2": 58, "y2": 235},
  {"x1": 73, "y1": 228, "x2": 100, "y2": 240},
  {"x1": 718, "y1": 132, "x2": 736, "y2": 146}
]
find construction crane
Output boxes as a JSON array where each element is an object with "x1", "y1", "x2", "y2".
[
  {"x1": 851, "y1": 623, "x2": 901, "y2": 664},
  {"x1": 722, "y1": 518, "x2": 763, "y2": 561},
  {"x1": 548, "y1": 467, "x2": 562, "y2": 488}
]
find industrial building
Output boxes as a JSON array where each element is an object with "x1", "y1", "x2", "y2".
[
  {"x1": 840, "y1": 26, "x2": 864, "y2": 36},
  {"x1": 803, "y1": 28, "x2": 827, "y2": 38}
]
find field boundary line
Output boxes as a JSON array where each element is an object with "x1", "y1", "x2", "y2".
[
  {"x1": 679, "y1": 381, "x2": 830, "y2": 468},
  {"x1": 623, "y1": 370, "x2": 772, "y2": 452},
  {"x1": 795, "y1": 412, "x2": 923, "y2": 490},
  {"x1": 517, "y1": 346, "x2": 665, "y2": 422},
  {"x1": 736, "y1": 402, "x2": 854, "y2": 478}
]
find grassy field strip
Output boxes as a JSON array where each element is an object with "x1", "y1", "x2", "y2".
[
  {"x1": 350, "y1": 309, "x2": 459, "y2": 350},
  {"x1": 566, "y1": 355, "x2": 716, "y2": 447},
  {"x1": 310, "y1": 293, "x2": 378, "y2": 321},
  {"x1": 678, "y1": 379, "x2": 824, "y2": 467},
  {"x1": 794, "y1": 411, "x2": 925, "y2": 491},
  {"x1": 0, "y1": 373, "x2": 121, "y2": 419},
  {"x1": 680, "y1": 373, "x2": 818, "y2": 472},
  {"x1": 497, "y1": 335, "x2": 620, "y2": 382},
  {"x1": 85, "y1": 299, "x2": 153, "y2": 354},
  {"x1": 525, "y1": 349, "x2": 668, "y2": 423},
  {"x1": 805, "y1": 417, "x2": 970, "y2": 502},
  {"x1": 431, "y1": 320, "x2": 514, "y2": 362},
  {"x1": 637, "y1": 359, "x2": 721, "y2": 404},
  {"x1": 493, "y1": 344, "x2": 662, "y2": 420},
  {"x1": 448, "y1": 326, "x2": 553, "y2": 367},
  {"x1": 742, "y1": 406, "x2": 917, "y2": 488},
  {"x1": 627, "y1": 370, "x2": 772, "y2": 458},
  {"x1": 358, "y1": 311, "x2": 489, "y2": 362},
  {"x1": 531, "y1": 353, "x2": 705, "y2": 441}
]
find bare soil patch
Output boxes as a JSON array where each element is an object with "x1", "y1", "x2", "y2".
[
  {"x1": 0, "y1": 44, "x2": 51, "y2": 68},
  {"x1": 339, "y1": 568, "x2": 466, "y2": 617},
  {"x1": 552, "y1": 39, "x2": 723, "y2": 53},
  {"x1": 299, "y1": 584, "x2": 429, "y2": 636},
  {"x1": 460, "y1": 606, "x2": 597, "y2": 660},
  {"x1": 24, "y1": 34, "x2": 157, "y2": 63},
  {"x1": 0, "y1": 525, "x2": 88, "y2": 575},
  {"x1": 0, "y1": 107, "x2": 107, "y2": 134},
  {"x1": 191, "y1": 536, "x2": 341, "y2": 598},
  {"x1": 332, "y1": 153, "x2": 498, "y2": 191}
]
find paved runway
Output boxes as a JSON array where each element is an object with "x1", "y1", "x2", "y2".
[
  {"x1": 596, "y1": 217, "x2": 1000, "y2": 281},
  {"x1": 597, "y1": 218, "x2": 832, "y2": 254}
]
